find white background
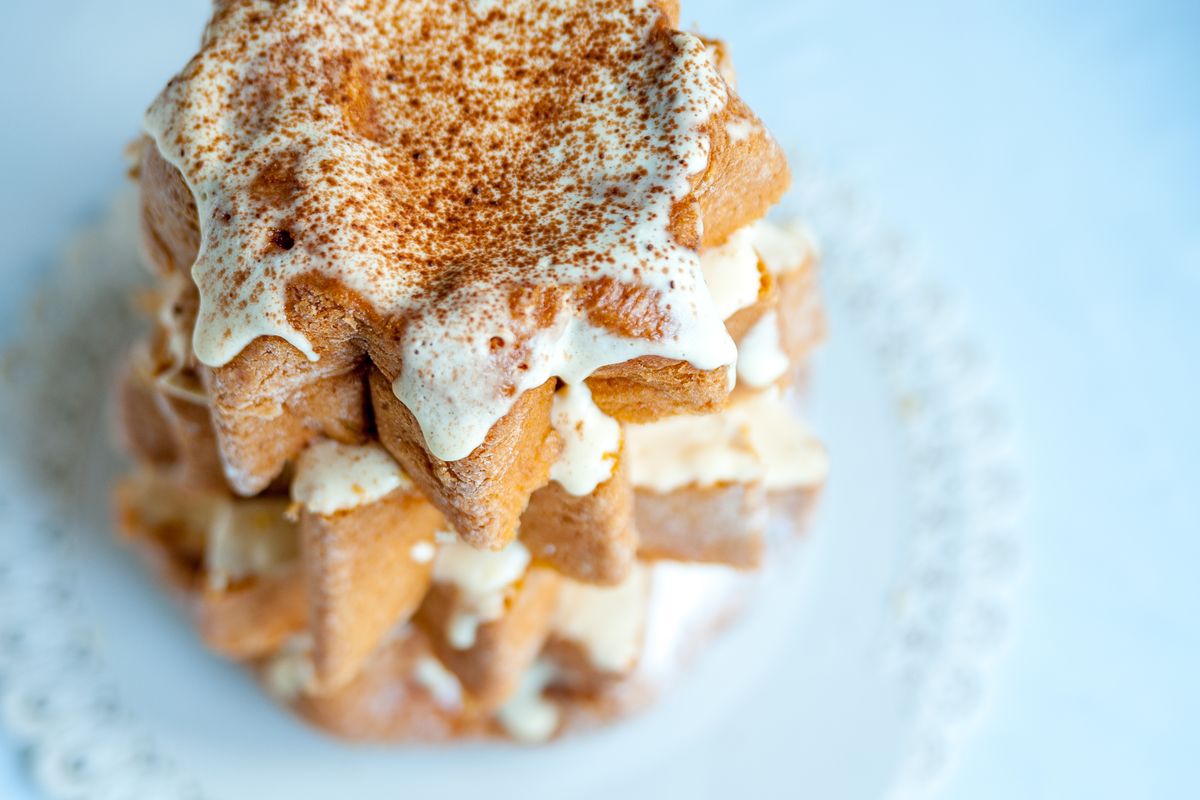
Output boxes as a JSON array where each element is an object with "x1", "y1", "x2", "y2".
[{"x1": 1, "y1": 1, "x2": 1197, "y2": 797}]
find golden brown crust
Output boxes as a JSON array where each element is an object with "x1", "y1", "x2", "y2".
[
  {"x1": 115, "y1": 358, "x2": 179, "y2": 468},
  {"x1": 138, "y1": 138, "x2": 199, "y2": 278},
  {"x1": 699, "y1": 35, "x2": 737, "y2": 87},
  {"x1": 116, "y1": 350, "x2": 229, "y2": 491},
  {"x1": 520, "y1": 443, "x2": 637, "y2": 585},
  {"x1": 135, "y1": 67, "x2": 788, "y2": 514},
  {"x1": 659, "y1": 0, "x2": 681, "y2": 27},
  {"x1": 542, "y1": 637, "x2": 623, "y2": 699},
  {"x1": 415, "y1": 568, "x2": 561, "y2": 710},
  {"x1": 154, "y1": 391, "x2": 229, "y2": 491},
  {"x1": 777, "y1": 257, "x2": 826, "y2": 367},
  {"x1": 586, "y1": 357, "x2": 732, "y2": 423},
  {"x1": 370, "y1": 366, "x2": 559, "y2": 550},
  {"x1": 194, "y1": 570, "x2": 308, "y2": 659},
  {"x1": 283, "y1": 628, "x2": 485, "y2": 741},
  {"x1": 204, "y1": 355, "x2": 370, "y2": 496},
  {"x1": 697, "y1": 93, "x2": 790, "y2": 248},
  {"x1": 635, "y1": 481, "x2": 768, "y2": 569},
  {"x1": 113, "y1": 477, "x2": 307, "y2": 658},
  {"x1": 301, "y1": 490, "x2": 443, "y2": 693}
]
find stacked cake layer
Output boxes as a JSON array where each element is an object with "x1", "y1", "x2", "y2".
[{"x1": 114, "y1": 0, "x2": 828, "y2": 742}]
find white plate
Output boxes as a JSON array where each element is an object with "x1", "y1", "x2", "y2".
[
  {"x1": 0, "y1": 3, "x2": 1021, "y2": 797},
  {"x1": 0, "y1": 164, "x2": 1020, "y2": 799}
]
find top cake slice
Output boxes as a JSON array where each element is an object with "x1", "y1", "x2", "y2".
[{"x1": 140, "y1": 0, "x2": 789, "y2": 544}]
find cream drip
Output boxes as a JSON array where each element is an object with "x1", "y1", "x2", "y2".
[
  {"x1": 413, "y1": 655, "x2": 464, "y2": 711},
  {"x1": 495, "y1": 659, "x2": 560, "y2": 743},
  {"x1": 548, "y1": 382, "x2": 620, "y2": 496},
  {"x1": 291, "y1": 439, "x2": 410, "y2": 516},
  {"x1": 699, "y1": 226, "x2": 764, "y2": 320},
  {"x1": 431, "y1": 538, "x2": 530, "y2": 649},
  {"x1": 143, "y1": 0, "x2": 738, "y2": 463}
]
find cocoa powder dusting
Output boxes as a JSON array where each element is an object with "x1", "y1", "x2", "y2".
[{"x1": 144, "y1": 0, "x2": 737, "y2": 459}]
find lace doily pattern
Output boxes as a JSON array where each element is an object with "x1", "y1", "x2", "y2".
[
  {"x1": 784, "y1": 164, "x2": 1023, "y2": 797},
  {"x1": 0, "y1": 171, "x2": 1021, "y2": 799},
  {"x1": 0, "y1": 193, "x2": 205, "y2": 800}
]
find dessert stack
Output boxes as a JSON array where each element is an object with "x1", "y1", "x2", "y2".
[{"x1": 114, "y1": 0, "x2": 828, "y2": 742}]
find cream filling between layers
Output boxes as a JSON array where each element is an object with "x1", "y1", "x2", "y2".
[
  {"x1": 496, "y1": 659, "x2": 560, "y2": 743},
  {"x1": 699, "y1": 226, "x2": 763, "y2": 320},
  {"x1": 495, "y1": 561, "x2": 751, "y2": 738},
  {"x1": 750, "y1": 219, "x2": 818, "y2": 276},
  {"x1": 205, "y1": 498, "x2": 298, "y2": 591},
  {"x1": 625, "y1": 390, "x2": 828, "y2": 493},
  {"x1": 431, "y1": 538, "x2": 531, "y2": 650},
  {"x1": 736, "y1": 310, "x2": 790, "y2": 389},
  {"x1": 739, "y1": 393, "x2": 830, "y2": 492},
  {"x1": 291, "y1": 439, "x2": 410, "y2": 516},
  {"x1": 533, "y1": 217, "x2": 792, "y2": 496},
  {"x1": 263, "y1": 634, "x2": 316, "y2": 701},
  {"x1": 697, "y1": 219, "x2": 819, "y2": 391},
  {"x1": 735, "y1": 218, "x2": 819, "y2": 389},
  {"x1": 625, "y1": 411, "x2": 760, "y2": 492},
  {"x1": 548, "y1": 382, "x2": 621, "y2": 496},
  {"x1": 552, "y1": 567, "x2": 649, "y2": 673}
]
